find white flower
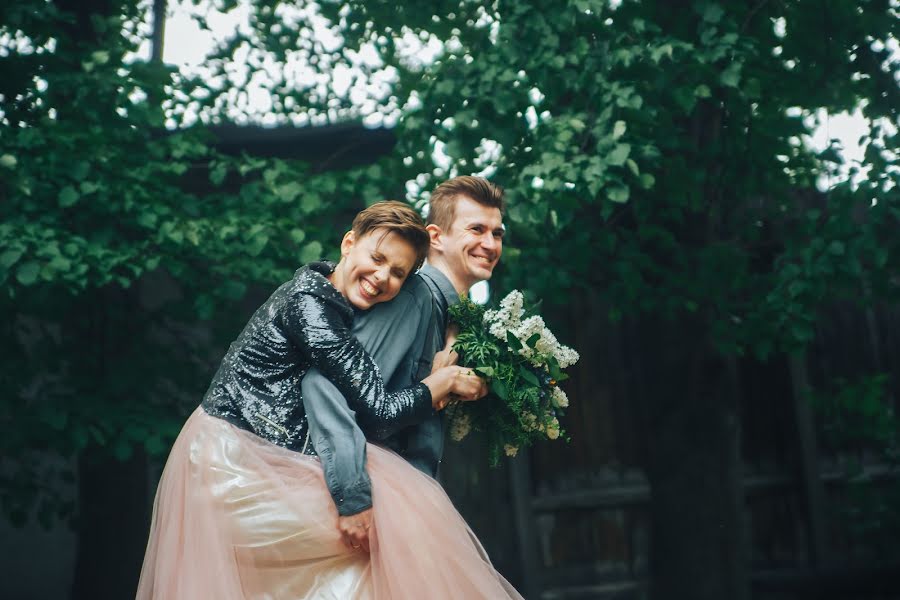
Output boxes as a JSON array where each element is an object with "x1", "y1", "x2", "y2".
[
  {"x1": 554, "y1": 344, "x2": 580, "y2": 369},
  {"x1": 499, "y1": 290, "x2": 525, "y2": 318},
  {"x1": 504, "y1": 444, "x2": 519, "y2": 457},
  {"x1": 484, "y1": 290, "x2": 526, "y2": 341},
  {"x1": 550, "y1": 386, "x2": 569, "y2": 408},
  {"x1": 520, "y1": 411, "x2": 540, "y2": 432},
  {"x1": 546, "y1": 417, "x2": 561, "y2": 440},
  {"x1": 450, "y1": 411, "x2": 472, "y2": 441}
]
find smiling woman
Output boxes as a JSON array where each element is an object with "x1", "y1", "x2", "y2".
[{"x1": 328, "y1": 201, "x2": 429, "y2": 310}]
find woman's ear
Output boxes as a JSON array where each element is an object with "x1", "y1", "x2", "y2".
[{"x1": 340, "y1": 231, "x2": 356, "y2": 257}]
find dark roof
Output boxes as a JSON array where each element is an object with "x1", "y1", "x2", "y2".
[{"x1": 207, "y1": 122, "x2": 396, "y2": 170}]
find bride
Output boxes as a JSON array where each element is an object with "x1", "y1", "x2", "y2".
[{"x1": 136, "y1": 201, "x2": 523, "y2": 599}]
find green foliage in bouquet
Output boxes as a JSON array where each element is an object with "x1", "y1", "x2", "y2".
[{"x1": 448, "y1": 290, "x2": 578, "y2": 466}]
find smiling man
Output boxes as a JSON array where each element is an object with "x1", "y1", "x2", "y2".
[{"x1": 299, "y1": 175, "x2": 505, "y2": 551}]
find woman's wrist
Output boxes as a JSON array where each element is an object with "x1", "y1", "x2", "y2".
[{"x1": 422, "y1": 368, "x2": 453, "y2": 409}]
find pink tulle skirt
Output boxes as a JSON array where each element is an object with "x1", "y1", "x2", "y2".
[{"x1": 136, "y1": 408, "x2": 523, "y2": 599}]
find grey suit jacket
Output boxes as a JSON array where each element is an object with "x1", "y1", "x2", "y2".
[{"x1": 301, "y1": 265, "x2": 459, "y2": 514}]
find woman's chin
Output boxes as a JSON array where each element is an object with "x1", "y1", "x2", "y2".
[{"x1": 349, "y1": 292, "x2": 396, "y2": 310}]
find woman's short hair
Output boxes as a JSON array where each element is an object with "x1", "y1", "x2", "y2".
[
  {"x1": 426, "y1": 176, "x2": 505, "y2": 231},
  {"x1": 351, "y1": 201, "x2": 430, "y2": 271}
]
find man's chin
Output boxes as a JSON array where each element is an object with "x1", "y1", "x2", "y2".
[{"x1": 470, "y1": 267, "x2": 496, "y2": 281}]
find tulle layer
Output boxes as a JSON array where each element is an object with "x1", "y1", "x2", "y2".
[{"x1": 137, "y1": 408, "x2": 522, "y2": 599}]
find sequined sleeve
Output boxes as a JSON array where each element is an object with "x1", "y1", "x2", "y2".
[{"x1": 280, "y1": 291, "x2": 434, "y2": 437}]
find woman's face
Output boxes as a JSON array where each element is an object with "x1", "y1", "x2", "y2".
[{"x1": 332, "y1": 228, "x2": 418, "y2": 310}]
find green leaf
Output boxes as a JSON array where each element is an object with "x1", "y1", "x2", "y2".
[
  {"x1": 299, "y1": 240, "x2": 323, "y2": 264},
  {"x1": 277, "y1": 181, "x2": 303, "y2": 203},
  {"x1": 210, "y1": 162, "x2": 228, "y2": 186},
  {"x1": 694, "y1": 84, "x2": 712, "y2": 98},
  {"x1": 0, "y1": 248, "x2": 24, "y2": 270},
  {"x1": 608, "y1": 143, "x2": 631, "y2": 166},
  {"x1": 79, "y1": 181, "x2": 99, "y2": 195},
  {"x1": 301, "y1": 192, "x2": 320, "y2": 213},
  {"x1": 246, "y1": 233, "x2": 269, "y2": 256},
  {"x1": 639, "y1": 173, "x2": 656, "y2": 189},
  {"x1": 612, "y1": 120, "x2": 627, "y2": 140},
  {"x1": 290, "y1": 228, "x2": 307, "y2": 244},
  {"x1": 519, "y1": 365, "x2": 540, "y2": 387},
  {"x1": 0, "y1": 154, "x2": 18, "y2": 169},
  {"x1": 58, "y1": 186, "x2": 79, "y2": 207},
  {"x1": 548, "y1": 356, "x2": 562, "y2": 380},
  {"x1": 651, "y1": 43, "x2": 673, "y2": 63},
  {"x1": 491, "y1": 379, "x2": 509, "y2": 401},
  {"x1": 608, "y1": 185, "x2": 630, "y2": 203},
  {"x1": 506, "y1": 330, "x2": 523, "y2": 351},
  {"x1": 475, "y1": 366, "x2": 495, "y2": 378},
  {"x1": 828, "y1": 241, "x2": 845, "y2": 255},
  {"x1": 720, "y1": 63, "x2": 742, "y2": 88},
  {"x1": 626, "y1": 159, "x2": 640, "y2": 176},
  {"x1": 91, "y1": 50, "x2": 110, "y2": 65},
  {"x1": 16, "y1": 261, "x2": 40, "y2": 285},
  {"x1": 526, "y1": 333, "x2": 541, "y2": 348}
]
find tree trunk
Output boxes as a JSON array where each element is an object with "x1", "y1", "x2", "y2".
[{"x1": 636, "y1": 314, "x2": 749, "y2": 600}]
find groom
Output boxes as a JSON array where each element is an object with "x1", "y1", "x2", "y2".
[{"x1": 301, "y1": 175, "x2": 505, "y2": 550}]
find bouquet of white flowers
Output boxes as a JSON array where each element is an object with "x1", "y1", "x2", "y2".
[{"x1": 447, "y1": 290, "x2": 580, "y2": 466}]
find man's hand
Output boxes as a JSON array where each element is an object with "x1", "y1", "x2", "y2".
[
  {"x1": 338, "y1": 507, "x2": 373, "y2": 552},
  {"x1": 431, "y1": 325, "x2": 460, "y2": 372}
]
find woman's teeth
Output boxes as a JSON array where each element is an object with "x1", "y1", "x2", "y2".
[{"x1": 360, "y1": 279, "x2": 379, "y2": 297}]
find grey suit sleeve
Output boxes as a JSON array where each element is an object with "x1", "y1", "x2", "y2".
[
  {"x1": 299, "y1": 287, "x2": 431, "y2": 515},
  {"x1": 301, "y1": 374, "x2": 372, "y2": 516}
]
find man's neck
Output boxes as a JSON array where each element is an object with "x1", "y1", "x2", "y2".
[{"x1": 423, "y1": 256, "x2": 470, "y2": 296}]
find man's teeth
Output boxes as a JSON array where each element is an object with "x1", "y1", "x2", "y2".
[{"x1": 360, "y1": 279, "x2": 379, "y2": 296}]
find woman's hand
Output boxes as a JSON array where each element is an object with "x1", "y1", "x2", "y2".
[
  {"x1": 338, "y1": 507, "x2": 373, "y2": 552},
  {"x1": 424, "y1": 366, "x2": 489, "y2": 410}
]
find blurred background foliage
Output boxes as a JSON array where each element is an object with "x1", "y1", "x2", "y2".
[{"x1": 1, "y1": 0, "x2": 898, "y2": 598}]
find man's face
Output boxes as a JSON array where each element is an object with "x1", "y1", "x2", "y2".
[
  {"x1": 335, "y1": 228, "x2": 418, "y2": 310},
  {"x1": 434, "y1": 196, "x2": 504, "y2": 291}
]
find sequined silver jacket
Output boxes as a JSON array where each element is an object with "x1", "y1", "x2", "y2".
[{"x1": 201, "y1": 262, "x2": 434, "y2": 460}]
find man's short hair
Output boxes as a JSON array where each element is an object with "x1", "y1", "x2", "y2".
[
  {"x1": 351, "y1": 201, "x2": 430, "y2": 271},
  {"x1": 426, "y1": 176, "x2": 505, "y2": 231}
]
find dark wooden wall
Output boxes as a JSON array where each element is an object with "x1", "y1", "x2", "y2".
[{"x1": 440, "y1": 294, "x2": 900, "y2": 600}]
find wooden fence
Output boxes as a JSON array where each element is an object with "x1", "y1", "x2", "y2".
[{"x1": 440, "y1": 296, "x2": 900, "y2": 600}]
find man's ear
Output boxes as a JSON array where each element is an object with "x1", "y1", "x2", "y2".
[
  {"x1": 340, "y1": 231, "x2": 356, "y2": 257},
  {"x1": 426, "y1": 224, "x2": 442, "y2": 251}
]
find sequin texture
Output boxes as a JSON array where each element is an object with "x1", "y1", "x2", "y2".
[{"x1": 202, "y1": 262, "x2": 433, "y2": 455}]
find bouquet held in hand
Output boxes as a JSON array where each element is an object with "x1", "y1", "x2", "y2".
[{"x1": 447, "y1": 290, "x2": 579, "y2": 466}]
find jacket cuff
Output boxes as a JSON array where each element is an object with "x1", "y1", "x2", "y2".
[{"x1": 335, "y1": 479, "x2": 373, "y2": 516}]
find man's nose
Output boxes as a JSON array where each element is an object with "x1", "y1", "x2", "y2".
[{"x1": 480, "y1": 232, "x2": 499, "y2": 251}]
